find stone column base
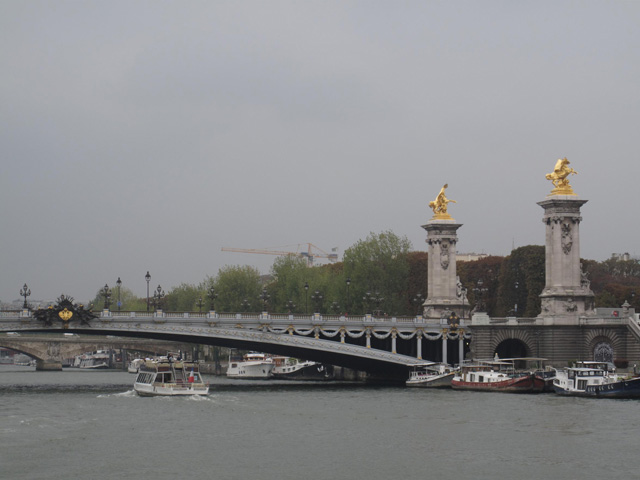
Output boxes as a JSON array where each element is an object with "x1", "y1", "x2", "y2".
[{"x1": 36, "y1": 360, "x2": 63, "y2": 371}]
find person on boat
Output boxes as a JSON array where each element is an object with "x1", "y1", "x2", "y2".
[{"x1": 167, "y1": 353, "x2": 173, "y2": 363}]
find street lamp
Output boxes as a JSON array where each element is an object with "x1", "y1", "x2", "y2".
[
  {"x1": 116, "y1": 277, "x2": 122, "y2": 312},
  {"x1": 412, "y1": 293, "x2": 424, "y2": 316},
  {"x1": 331, "y1": 301, "x2": 341, "y2": 314},
  {"x1": 372, "y1": 292, "x2": 384, "y2": 317},
  {"x1": 152, "y1": 285, "x2": 165, "y2": 311},
  {"x1": 514, "y1": 281, "x2": 519, "y2": 317},
  {"x1": 207, "y1": 286, "x2": 217, "y2": 311},
  {"x1": 311, "y1": 290, "x2": 323, "y2": 313},
  {"x1": 145, "y1": 271, "x2": 151, "y2": 312},
  {"x1": 241, "y1": 298, "x2": 250, "y2": 312},
  {"x1": 346, "y1": 277, "x2": 351, "y2": 314},
  {"x1": 304, "y1": 282, "x2": 309, "y2": 314},
  {"x1": 20, "y1": 283, "x2": 31, "y2": 309},
  {"x1": 363, "y1": 292, "x2": 372, "y2": 314},
  {"x1": 196, "y1": 298, "x2": 204, "y2": 313},
  {"x1": 286, "y1": 300, "x2": 296, "y2": 314},
  {"x1": 101, "y1": 284, "x2": 112, "y2": 310},
  {"x1": 260, "y1": 288, "x2": 270, "y2": 312}
]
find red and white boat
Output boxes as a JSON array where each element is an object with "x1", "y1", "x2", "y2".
[{"x1": 451, "y1": 359, "x2": 545, "y2": 393}]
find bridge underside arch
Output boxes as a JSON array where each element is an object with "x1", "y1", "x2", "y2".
[
  {"x1": 18, "y1": 327, "x2": 422, "y2": 379},
  {"x1": 491, "y1": 329, "x2": 534, "y2": 360}
]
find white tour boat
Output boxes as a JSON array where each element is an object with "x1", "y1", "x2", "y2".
[
  {"x1": 406, "y1": 363, "x2": 457, "y2": 388},
  {"x1": 134, "y1": 358, "x2": 209, "y2": 396},
  {"x1": 75, "y1": 351, "x2": 111, "y2": 369},
  {"x1": 128, "y1": 358, "x2": 145, "y2": 374},
  {"x1": 226, "y1": 352, "x2": 274, "y2": 379}
]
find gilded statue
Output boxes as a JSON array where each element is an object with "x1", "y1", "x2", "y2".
[
  {"x1": 545, "y1": 157, "x2": 577, "y2": 195},
  {"x1": 429, "y1": 184, "x2": 456, "y2": 220}
]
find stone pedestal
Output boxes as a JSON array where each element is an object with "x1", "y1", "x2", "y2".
[
  {"x1": 36, "y1": 359, "x2": 62, "y2": 371},
  {"x1": 537, "y1": 196, "x2": 595, "y2": 323},
  {"x1": 422, "y1": 220, "x2": 467, "y2": 319}
]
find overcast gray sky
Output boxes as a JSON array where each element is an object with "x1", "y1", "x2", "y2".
[{"x1": 1, "y1": 1, "x2": 639, "y2": 304}]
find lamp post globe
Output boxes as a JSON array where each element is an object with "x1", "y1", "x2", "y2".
[
  {"x1": 145, "y1": 271, "x2": 151, "y2": 312},
  {"x1": 20, "y1": 283, "x2": 31, "y2": 309},
  {"x1": 116, "y1": 277, "x2": 122, "y2": 312}
]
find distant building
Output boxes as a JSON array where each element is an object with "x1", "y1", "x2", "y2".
[{"x1": 456, "y1": 253, "x2": 488, "y2": 262}]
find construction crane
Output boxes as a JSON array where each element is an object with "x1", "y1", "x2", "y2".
[{"x1": 221, "y1": 243, "x2": 339, "y2": 267}]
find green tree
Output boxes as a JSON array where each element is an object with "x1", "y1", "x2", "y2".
[
  {"x1": 342, "y1": 231, "x2": 412, "y2": 315},
  {"x1": 495, "y1": 246, "x2": 545, "y2": 317},
  {"x1": 164, "y1": 283, "x2": 203, "y2": 312},
  {"x1": 212, "y1": 265, "x2": 263, "y2": 312}
]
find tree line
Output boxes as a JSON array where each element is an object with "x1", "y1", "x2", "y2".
[{"x1": 92, "y1": 232, "x2": 640, "y2": 317}]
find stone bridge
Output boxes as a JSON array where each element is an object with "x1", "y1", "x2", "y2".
[
  {"x1": 0, "y1": 309, "x2": 471, "y2": 379},
  {"x1": 0, "y1": 333, "x2": 192, "y2": 370},
  {"x1": 469, "y1": 309, "x2": 640, "y2": 367}
]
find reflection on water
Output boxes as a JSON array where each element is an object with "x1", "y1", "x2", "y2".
[{"x1": 2, "y1": 365, "x2": 640, "y2": 480}]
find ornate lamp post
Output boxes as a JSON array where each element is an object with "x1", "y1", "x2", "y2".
[
  {"x1": 196, "y1": 298, "x2": 204, "y2": 313},
  {"x1": 372, "y1": 292, "x2": 384, "y2": 317},
  {"x1": 145, "y1": 271, "x2": 151, "y2": 312},
  {"x1": 20, "y1": 283, "x2": 31, "y2": 309},
  {"x1": 260, "y1": 288, "x2": 270, "y2": 312},
  {"x1": 513, "y1": 281, "x2": 519, "y2": 317},
  {"x1": 286, "y1": 300, "x2": 296, "y2": 314},
  {"x1": 412, "y1": 293, "x2": 424, "y2": 316},
  {"x1": 116, "y1": 277, "x2": 122, "y2": 312},
  {"x1": 363, "y1": 291, "x2": 373, "y2": 314},
  {"x1": 346, "y1": 277, "x2": 351, "y2": 314},
  {"x1": 207, "y1": 286, "x2": 217, "y2": 311},
  {"x1": 304, "y1": 282, "x2": 309, "y2": 314},
  {"x1": 152, "y1": 285, "x2": 165, "y2": 311},
  {"x1": 101, "y1": 284, "x2": 112, "y2": 310},
  {"x1": 241, "y1": 298, "x2": 250, "y2": 312},
  {"x1": 331, "y1": 301, "x2": 341, "y2": 314},
  {"x1": 311, "y1": 290, "x2": 323, "y2": 313}
]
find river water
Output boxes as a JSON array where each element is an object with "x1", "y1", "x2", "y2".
[{"x1": 1, "y1": 364, "x2": 639, "y2": 480}]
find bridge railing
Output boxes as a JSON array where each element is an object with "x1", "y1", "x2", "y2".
[{"x1": 1, "y1": 309, "x2": 466, "y2": 328}]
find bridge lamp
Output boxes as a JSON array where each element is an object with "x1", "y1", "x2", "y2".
[
  {"x1": 101, "y1": 284, "x2": 112, "y2": 310},
  {"x1": 346, "y1": 277, "x2": 351, "y2": 314},
  {"x1": 153, "y1": 285, "x2": 165, "y2": 310},
  {"x1": 363, "y1": 292, "x2": 372, "y2": 314},
  {"x1": 373, "y1": 292, "x2": 384, "y2": 317},
  {"x1": 304, "y1": 282, "x2": 309, "y2": 314},
  {"x1": 20, "y1": 283, "x2": 31, "y2": 309},
  {"x1": 260, "y1": 288, "x2": 270, "y2": 312},
  {"x1": 412, "y1": 293, "x2": 424, "y2": 316},
  {"x1": 311, "y1": 290, "x2": 323, "y2": 314},
  {"x1": 196, "y1": 297, "x2": 204, "y2": 313},
  {"x1": 286, "y1": 300, "x2": 296, "y2": 314},
  {"x1": 116, "y1": 277, "x2": 122, "y2": 312},
  {"x1": 207, "y1": 286, "x2": 217, "y2": 311},
  {"x1": 145, "y1": 271, "x2": 151, "y2": 312}
]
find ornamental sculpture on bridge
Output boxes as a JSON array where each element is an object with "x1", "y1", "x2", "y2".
[
  {"x1": 545, "y1": 157, "x2": 578, "y2": 196},
  {"x1": 33, "y1": 295, "x2": 97, "y2": 327},
  {"x1": 428, "y1": 183, "x2": 456, "y2": 220}
]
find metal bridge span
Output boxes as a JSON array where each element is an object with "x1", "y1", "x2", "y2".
[{"x1": 0, "y1": 310, "x2": 470, "y2": 380}]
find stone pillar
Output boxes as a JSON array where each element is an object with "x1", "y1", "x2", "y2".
[
  {"x1": 416, "y1": 332, "x2": 423, "y2": 360},
  {"x1": 391, "y1": 331, "x2": 397, "y2": 354},
  {"x1": 422, "y1": 221, "x2": 467, "y2": 319},
  {"x1": 459, "y1": 335, "x2": 465, "y2": 366},
  {"x1": 537, "y1": 196, "x2": 595, "y2": 323}
]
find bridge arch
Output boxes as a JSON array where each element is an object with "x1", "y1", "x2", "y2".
[{"x1": 490, "y1": 329, "x2": 534, "y2": 359}]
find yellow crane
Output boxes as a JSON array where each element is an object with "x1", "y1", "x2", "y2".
[{"x1": 221, "y1": 243, "x2": 338, "y2": 266}]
